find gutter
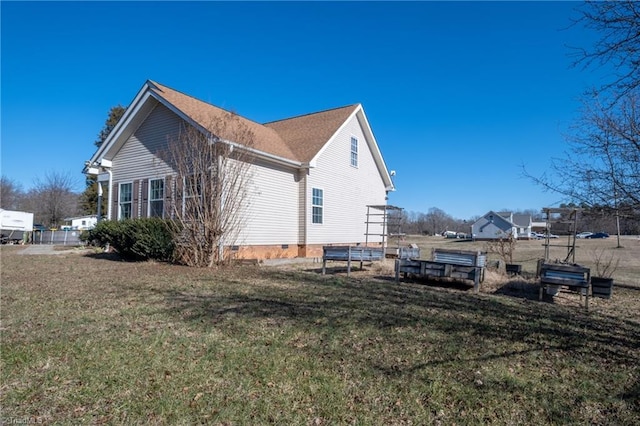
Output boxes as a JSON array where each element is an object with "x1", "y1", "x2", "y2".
[{"x1": 215, "y1": 138, "x2": 305, "y2": 169}]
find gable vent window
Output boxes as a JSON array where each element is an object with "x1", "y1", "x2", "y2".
[
  {"x1": 149, "y1": 178, "x2": 164, "y2": 218},
  {"x1": 312, "y1": 188, "x2": 323, "y2": 224},
  {"x1": 350, "y1": 137, "x2": 358, "y2": 167},
  {"x1": 119, "y1": 182, "x2": 133, "y2": 219}
]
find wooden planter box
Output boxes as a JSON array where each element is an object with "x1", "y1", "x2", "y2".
[
  {"x1": 591, "y1": 277, "x2": 614, "y2": 299},
  {"x1": 506, "y1": 263, "x2": 522, "y2": 276}
]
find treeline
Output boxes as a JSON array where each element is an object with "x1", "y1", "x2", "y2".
[
  {"x1": 1, "y1": 174, "x2": 82, "y2": 227},
  {"x1": 396, "y1": 208, "x2": 545, "y2": 236},
  {"x1": 397, "y1": 205, "x2": 640, "y2": 236},
  {"x1": 567, "y1": 204, "x2": 640, "y2": 235}
]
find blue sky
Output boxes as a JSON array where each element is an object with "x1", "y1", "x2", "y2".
[{"x1": 1, "y1": 1, "x2": 604, "y2": 219}]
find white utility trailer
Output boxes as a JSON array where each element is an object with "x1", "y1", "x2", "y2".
[{"x1": 0, "y1": 209, "x2": 34, "y2": 244}]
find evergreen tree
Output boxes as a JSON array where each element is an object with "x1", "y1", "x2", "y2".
[
  {"x1": 95, "y1": 104, "x2": 126, "y2": 147},
  {"x1": 81, "y1": 105, "x2": 125, "y2": 215}
]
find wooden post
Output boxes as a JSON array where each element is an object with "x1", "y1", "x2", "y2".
[
  {"x1": 322, "y1": 247, "x2": 326, "y2": 275},
  {"x1": 539, "y1": 285, "x2": 544, "y2": 301},
  {"x1": 395, "y1": 259, "x2": 400, "y2": 283},
  {"x1": 473, "y1": 267, "x2": 480, "y2": 293},
  {"x1": 584, "y1": 288, "x2": 589, "y2": 311}
]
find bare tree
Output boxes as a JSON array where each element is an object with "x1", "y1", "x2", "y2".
[
  {"x1": 425, "y1": 207, "x2": 454, "y2": 236},
  {"x1": 161, "y1": 113, "x2": 256, "y2": 267},
  {"x1": 571, "y1": 1, "x2": 640, "y2": 101},
  {"x1": 524, "y1": 92, "x2": 640, "y2": 211},
  {"x1": 30, "y1": 171, "x2": 80, "y2": 227},
  {"x1": 525, "y1": 3, "x2": 640, "y2": 238},
  {"x1": 0, "y1": 176, "x2": 24, "y2": 210}
]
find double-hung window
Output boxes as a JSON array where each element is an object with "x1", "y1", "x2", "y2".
[
  {"x1": 312, "y1": 188, "x2": 323, "y2": 224},
  {"x1": 149, "y1": 178, "x2": 164, "y2": 218},
  {"x1": 119, "y1": 182, "x2": 133, "y2": 219},
  {"x1": 350, "y1": 136, "x2": 358, "y2": 167}
]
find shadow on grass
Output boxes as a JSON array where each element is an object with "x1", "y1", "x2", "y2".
[
  {"x1": 83, "y1": 251, "x2": 175, "y2": 264},
  {"x1": 150, "y1": 266, "x2": 640, "y2": 418},
  {"x1": 391, "y1": 275, "x2": 475, "y2": 292},
  {"x1": 84, "y1": 251, "x2": 134, "y2": 262},
  {"x1": 493, "y1": 279, "x2": 541, "y2": 301},
  {"x1": 157, "y1": 268, "x2": 639, "y2": 366}
]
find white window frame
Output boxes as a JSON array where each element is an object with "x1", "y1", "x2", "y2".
[
  {"x1": 312, "y1": 187, "x2": 323, "y2": 225},
  {"x1": 119, "y1": 182, "x2": 133, "y2": 220},
  {"x1": 148, "y1": 178, "x2": 165, "y2": 218},
  {"x1": 350, "y1": 136, "x2": 358, "y2": 168}
]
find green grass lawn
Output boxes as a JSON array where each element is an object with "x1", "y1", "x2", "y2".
[{"x1": 1, "y1": 246, "x2": 638, "y2": 424}]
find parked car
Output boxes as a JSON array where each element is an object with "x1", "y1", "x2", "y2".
[
  {"x1": 576, "y1": 232, "x2": 593, "y2": 239},
  {"x1": 543, "y1": 233, "x2": 559, "y2": 239},
  {"x1": 530, "y1": 232, "x2": 544, "y2": 239},
  {"x1": 586, "y1": 232, "x2": 610, "y2": 239},
  {"x1": 33, "y1": 224, "x2": 47, "y2": 232}
]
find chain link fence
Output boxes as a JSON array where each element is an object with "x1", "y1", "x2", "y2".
[{"x1": 31, "y1": 230, "x2": 85, "y2": 246}]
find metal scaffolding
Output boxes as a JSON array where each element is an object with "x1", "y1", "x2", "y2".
[
  {"x1": 542, "y1": 207, "x2": 582, "y2": 263},
  {"x1": 364, "y1": 205, "x2": 403, "y2": 249}
]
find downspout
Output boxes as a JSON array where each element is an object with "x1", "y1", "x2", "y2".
[
  {"x1": 106, "y1": 169, "x2": 113, "y2": 220},
  {"x1": 301, "y1": 169, "x2": 308, "y2": 255}
]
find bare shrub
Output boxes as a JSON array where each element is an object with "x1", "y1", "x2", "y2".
[
  {"x1": 485, "y1": 234, "x2": 517, "y2": 266},
  {"x1": 160, "y1": 113, "x2": 255, "y2": 267},
  {"x1": 590, "y1": 248, "x2": 620, "y2": 278}
]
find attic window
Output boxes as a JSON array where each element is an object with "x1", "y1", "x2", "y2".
[{"x1": 350, "y1": 137, "x2": 358, "y2": 167}]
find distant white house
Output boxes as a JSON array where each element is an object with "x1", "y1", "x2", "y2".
[
  {"x1": 499, "y1": 212, "x2": 535, "y2": 239},
  {"x1": 471, "y1": 211, "x2": 539, "y2": 240},
  {"x1": 63, "y1": 215, "x2": 97, "y2": 230}
]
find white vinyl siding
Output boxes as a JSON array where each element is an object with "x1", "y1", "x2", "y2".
[
  {"x1": 148, "y1": 178, "x2": 164, "y2": 218},
  {"x1": 235, "y1": 159, "x2": 299, "y2": 246},
  {"x1": 306, "y1": 114, "x2": 387, "y2": 245},
  {"x1": 119, "y1": 182, "x2": 133, "y2": 219},
  {"x1": 110, "y1": 104, "x2": 182, "y2": 221},
  {"x1": 312, "y1": 188, "x2": 323, "y2": 224},
  {"x1": 108, "y1": 99, "x2": 389, "y2": 250},
  {"x1": 112, "y1": 103, "x2": 178, "y2": 182}
]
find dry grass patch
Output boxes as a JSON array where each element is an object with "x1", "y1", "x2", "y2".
[{"x1": 1, "y1": 246, "x2": 639, "y2": 424}]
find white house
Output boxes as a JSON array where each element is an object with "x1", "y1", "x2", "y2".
[
  {"x1": 472, "y1": 211, "x2": 540, "y2": 240},
  {"x1": 471, "y1": 211, "x2": 518, "y2": 240},
  {"x1": 63, "y1": 215, "x2": 97, "y2": 230},
  {"x1": 84, "y1": 80, "x2": 395, "y2": 259},
  {"x1": 500, "y1": 212, "x2": 535, "y2": 239}
]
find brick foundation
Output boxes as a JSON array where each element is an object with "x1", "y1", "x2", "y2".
[{"x1": 229, "y1": 242, "x2": 384, "y2": 261}]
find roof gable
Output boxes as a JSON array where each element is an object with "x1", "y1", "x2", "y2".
[
  {"x1": 474, "y1": 210, "x2": 515, "y2": 231},
  {"x1": 148, "y1": 81, "x2": 298, "y2": 162},
  {"x1": 87, "y1": 81, "x2": 393, "y2": 190},
  {"x1": 264, "y1": 105, "x2": 359, "y2": 163}
]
